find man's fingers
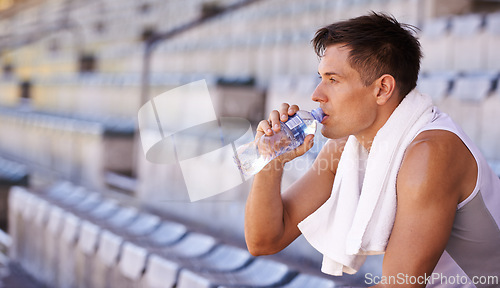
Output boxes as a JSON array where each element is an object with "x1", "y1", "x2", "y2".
[
  {"x1": 279, "y1": 103, "x2": 290, "y2": 122},
  {"x1": 288, "y1": 104, "x2": 300, "y2": 115},
  {"x1": 257, "y1": 119, "x2": 273, "y2": 137},
  {"x1": 295, "y1": 134, "x2": 315, "y2": 157},
  {"x1": 255, "y1": 103, "x2": 308, "y2": 162},
  {"x1": 269, "y1": 110, "x2": 281, "y2": 132}
]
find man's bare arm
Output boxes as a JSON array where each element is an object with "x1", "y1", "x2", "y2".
[
  {"x1": 244, "y1": 104, "x2": 345, "y2": 255},
  {"x1": 378, "y1": 130, "x2": 477, "y2": 287},
  {"x1": 245, "y1": 138, "x2": 344, "y2": 255}
]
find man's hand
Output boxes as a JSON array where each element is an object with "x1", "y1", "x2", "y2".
[{"x1": 255, "y1": 103, "x2": 315, "y2": 164}]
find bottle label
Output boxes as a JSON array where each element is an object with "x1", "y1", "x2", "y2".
[{"x1": 285, "y1": 115, "x2": 304, "y2": 130}]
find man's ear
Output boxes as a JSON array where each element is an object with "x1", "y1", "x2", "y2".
[{"x1": 375, "y1": 74, "x2": 396, "y2": 105}]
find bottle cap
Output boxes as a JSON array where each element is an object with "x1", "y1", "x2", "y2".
[{"x1": 311, "y1": 108, "x2": 325, "y2": 123}]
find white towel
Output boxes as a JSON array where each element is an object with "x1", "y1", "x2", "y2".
[{"x1": 297, "y1": 90, "x2": 434, "y2": 276}]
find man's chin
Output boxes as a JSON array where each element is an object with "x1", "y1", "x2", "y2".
[
  {"x1": 321, "y1": 128, "x2": 347, "y2": 140},
  {"x1": 320, "y1": 129, "x2": 335, "y2": 139}
]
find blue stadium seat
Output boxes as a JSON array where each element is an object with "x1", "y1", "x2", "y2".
[
  {"x1": 417, "y1": 72, "x2": 456, "y2": 103},
  {"x1": 154, "y1": 232, "x2": 218, "y2": 260},
  {"x1": 58, "y1": 213, "x2": 81, "y2": 288},
  {"x1": 122, "y1": 212, "x2": 161, "y2": 238},
  {"x1": 450, "y1": 14, "x2": 486, "y2": 71},
  {"x1": 115, "y1": 241, "x2": 149, "y2": 287},
  {"x1": 480, "y1": 86, "x2": 500, "y2": 162},
  {"x1": 486, "y1": 12, "x2": 500, "y2": 71},
  {"x1": 419, "y1": 17, "x2": 452, "y2": 72},
  {"x1": 141, "y1": 221, "x2": 187, "y2": 247},
  {"x1": 177, "y1": 258, "x2": 295, "y2": 288},
  {"x1": 42, "y1": 205, "x2": 66, "y2": 285},
  {"x1": 277, "y1": 273, "x2": 337, "y2": 288},
  {"x1": 76, "y1": 220, "x2": 101, "y2": 288},
  {"x1": 141, "y1": 255, "x2": 180, "y2": 288},
  {"x1": 93, "y1": 230, "x2": 124, "y2": 288}
]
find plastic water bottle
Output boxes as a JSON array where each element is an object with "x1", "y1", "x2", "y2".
[{"x1": 234, "y1": 108, "x2": 325, "y2": 177}]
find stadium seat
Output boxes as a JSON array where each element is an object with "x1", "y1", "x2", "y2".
[
  {"x1": 153, "y1": 232, "x2": 217, "y2": 261},
  {"x1": 85, "y1": 198, "x2": 120, "y2": 221},
  {"x1": 141, "y1": 221, "x2": 187, "y2": 247},
  {"x1": 58, "y1": 213, "x2": 81, "y2": 288},
  {"x1": 93, "y1": 230, "x2": 124, "y2": 288},
  {"x1": 177, "y1": 258, "x2": 295, "y2": 288},
  {"x1": 19, "y1": 192, "x2": 40, "y2": 275},
  {"x1": 97, "y1": 205, "x2": 139, "y2": 232},
  {"x1": 450, "y1": 14, "x2": 486, "y2": 71},
  {"x1": 186, "y1": 244, "x2": 253, "y2": 272},
  {"x1": 450, "y1": 73, "x2": 495, "y2": 102},
  {"x1": 122, "y1": 212, "x2": 161, "y2": 238},
  {"x1": 73, "y1": 198, "x2": 120, "y2": 288},
  {"x1": 30, "y1": 198, "x2": 51, "y2": 281},
  {"x1": 417, "y1": 72, "x2": 455, "y2": 104},
  {"x1": 143, "y1": 243, "x2": 253, "y2": 288},
  {"x1": 76, "y1": 220, "x2": 101, "y2": 288},
  {"x1": 42, "y1": 205, "x2": 66, "y2": 285},
  {"x1": 419, "y1": 17, "x2": 452, "y2": 72},
  {"x1": 278, "y1": 273, "x2": 337, "y2": 288},
  {"x1": 486, "y1": 12, "x2": 500, "y2": 71},
  {"x1": 141, "y1": 255, "x2": 180, "y2": 288},
  {"x1": 480, "y1": 88, "x2": 500, "y2": 161},
  {"x1": 115, "y1": 242, "x2": 149, "y2": 288},
  {"x1": 7, "y1": 186, "x2": 29, "y2": 261},
  {"x1": 51, "y1": 185, "x2": 88, "y2": 208},
  {"x1": 70, "y1": 191, "x2": 102, "y2": 217},
  {"x1": 442, "y1": 73, "x2": 498, "y2": 146}
]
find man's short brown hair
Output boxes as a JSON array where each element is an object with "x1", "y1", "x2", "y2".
[{"x1": 312, "y1": 12, "x2": 422, "y2": 98}]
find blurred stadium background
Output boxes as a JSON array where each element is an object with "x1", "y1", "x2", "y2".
[{"x1": 0, "y1": 0, "x2": 499, "y2": 287}]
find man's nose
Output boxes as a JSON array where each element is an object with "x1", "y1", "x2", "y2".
[{"x1": 311, "y1": 84, "x2": 327, "y2": 103}]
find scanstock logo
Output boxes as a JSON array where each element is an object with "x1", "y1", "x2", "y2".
[{"x1": 138, "y1": 80, "x2": 254, "y2": 201}]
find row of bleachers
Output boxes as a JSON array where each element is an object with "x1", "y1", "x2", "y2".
[
  {"x1": 0, "y1": 73, "x2": 144, "y2": 117},
  {"x1": 0, "y1": 108, "x2": 105, "y2": 188},
  {"x1": 10, "y1": 4, "x2": 500, "y2": 83},
  {"x1": 2, "y1": 0, "x2": 425, "y2": 80},
  {"x1": 8, "y1": 183, "x2": 354, "y2": 288},
  {"x1": 135, "y1": 11, "x2": 500, "y2": 80},
  {"x1": 1, "y1": 72, "x2": 268, "y2": 121},
  {"x1": 32, "y1": 74, "x2": 143, "y2": 118}
]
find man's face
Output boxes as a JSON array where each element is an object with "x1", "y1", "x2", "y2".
[{"x1": 313, "y1": 44, "x2": 379, "y2": 140}]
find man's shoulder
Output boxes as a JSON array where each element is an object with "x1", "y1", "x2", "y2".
[
  {"x1": 398, "y1": 129, "x2": 477, "y2": 202},
  {"x1": 408, "y1": 129, "x2": 464, "y2": 154},
  {"x1": 407, "y1": 129, "x2": 473, "y2": 165}
]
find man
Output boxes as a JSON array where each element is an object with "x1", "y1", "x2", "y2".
[{"x1": 244, "y1": 13, "x2": 500, "y2": 288}]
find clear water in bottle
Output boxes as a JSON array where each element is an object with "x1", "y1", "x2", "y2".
[{"x1": 234, "y1": 108, "x2": 325, "y2": 177}]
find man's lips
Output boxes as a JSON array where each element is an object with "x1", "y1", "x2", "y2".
[{"x1": 321, "y1": 114, "x2": 329, "y2": 124}]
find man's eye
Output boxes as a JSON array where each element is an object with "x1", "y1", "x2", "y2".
[{"x1": 318, "y1": 75, "x2": 336, "y2": 83}]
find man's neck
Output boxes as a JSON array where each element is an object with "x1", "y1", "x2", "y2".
[{"x1": 355, "y1": 101, "x2": 400, "y2": 152}]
